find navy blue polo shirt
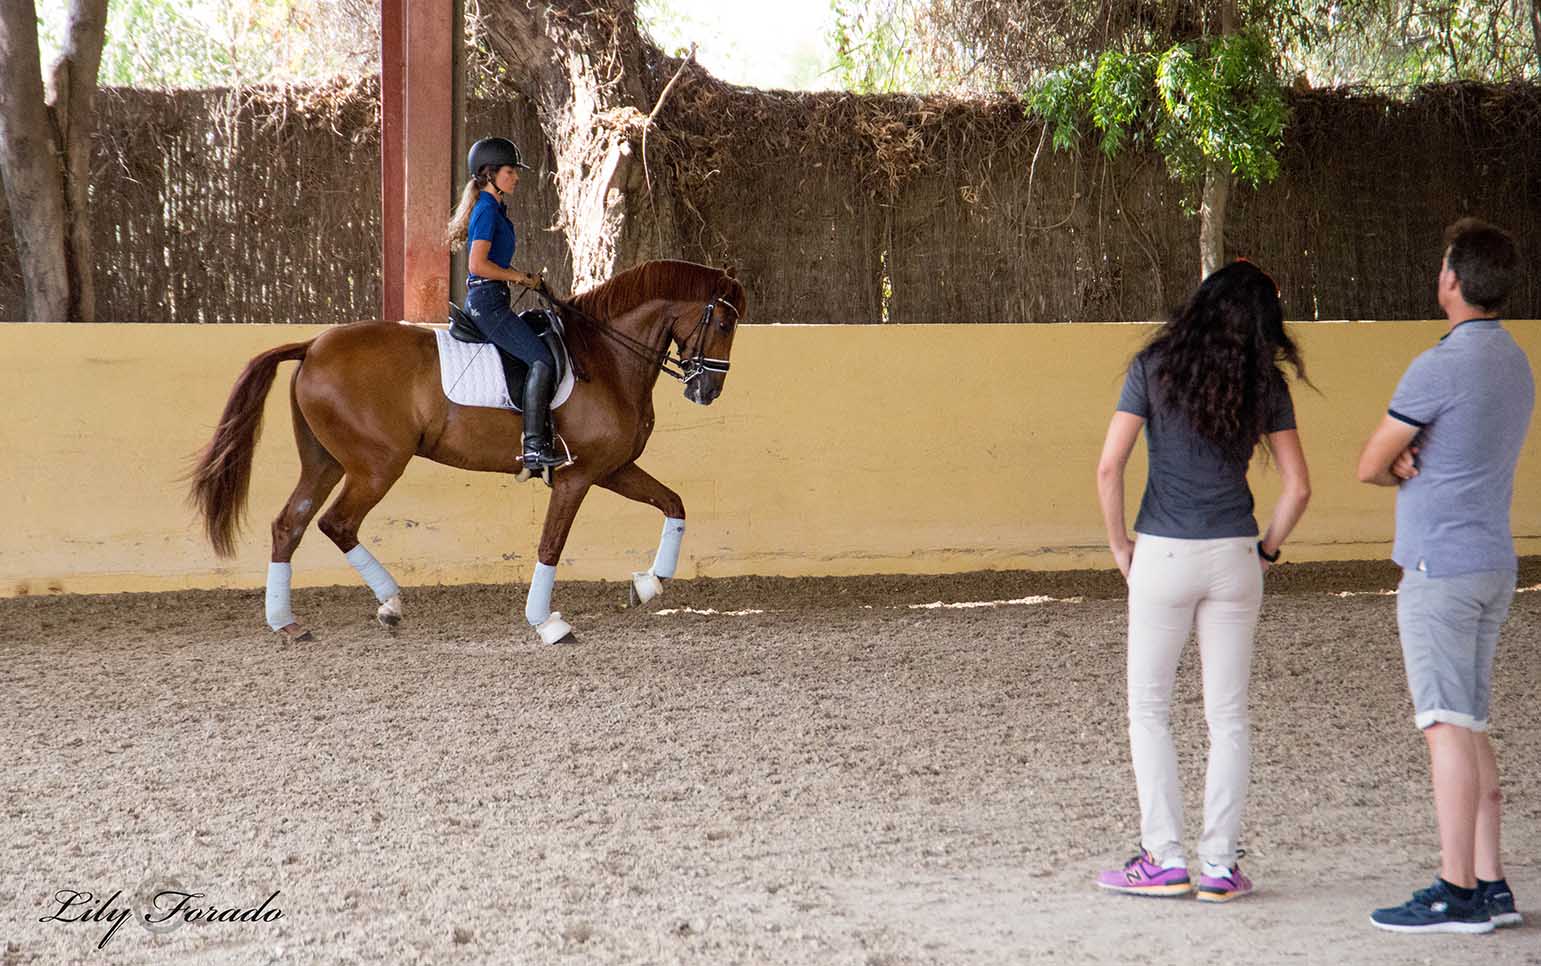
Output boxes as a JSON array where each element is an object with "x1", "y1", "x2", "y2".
[{"x1": 467, "y1": 191, "x2": 516, "y2": 282}]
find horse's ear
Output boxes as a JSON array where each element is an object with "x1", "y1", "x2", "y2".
[{"x1": 724, "y1": 264, "x2": 737, "y2": 279}]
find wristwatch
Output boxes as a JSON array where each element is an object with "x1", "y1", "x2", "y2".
[{"x1": 1257, "y1": 541, "x2": 1281, "y2": 563}]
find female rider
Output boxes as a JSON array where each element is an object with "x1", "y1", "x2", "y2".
[{"x1": 447, "y1": 136, "x2": 565, "y2": 474}]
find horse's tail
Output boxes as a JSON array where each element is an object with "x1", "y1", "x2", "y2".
[{"x1": 188, "y1": 340, "x2": 313, "y2": 558}]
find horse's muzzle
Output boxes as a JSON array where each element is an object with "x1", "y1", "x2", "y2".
[{"x1": 686, "y1": 379, "x2": 722, "y2": 406}]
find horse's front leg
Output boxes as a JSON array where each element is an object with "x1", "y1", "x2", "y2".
[
  {"x1": 525, "y1": 474, "x2": 592, "y2": 645},
  {"x1": 596, "y1": 463, "x2": 685, "y2": 608}
]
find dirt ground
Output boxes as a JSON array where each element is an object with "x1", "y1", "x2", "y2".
[{"x1": 2, "y1": 560, "x2": 1539, "y2": 966}]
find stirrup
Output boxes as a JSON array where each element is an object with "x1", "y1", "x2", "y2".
[{"x1": 515, "y1": 434, "x2": 573, "y2": 486}]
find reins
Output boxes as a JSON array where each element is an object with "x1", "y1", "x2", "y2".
[{"x1": 540, "y1": 284, "x2": 736, "y2": 385}]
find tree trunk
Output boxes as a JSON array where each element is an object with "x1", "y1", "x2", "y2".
[
  {"x1": 0, "y1": 0, "x2": 105, "y2": 322},
  {"x1": 47, "y1": 0, "x2": 108, "y2": 322},
  {"x1": 1219, "y1": 0, "x2": 1238, "y2": 34},
  {"x1": 0, "y1": 0, "x2": 71, "y2": 321},
  {"x1": 1199, "y1": 162, "x2": 1229, "y2": 280},
  {"x1": 1199, "y1": 0, "x2": 1238, "y2": 282},
  {"x1": 476, "y1": 0, "x2": 679, "y2": 290},
  {"x1": 1530, "y1": 0, "x2": 1541, "y2": 73}
]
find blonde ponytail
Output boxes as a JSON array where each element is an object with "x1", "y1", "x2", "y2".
[{"x1": 446, "y1": 177, "x2": 486, "y2": 252}]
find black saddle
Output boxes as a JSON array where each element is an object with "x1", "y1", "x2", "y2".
[{"x1": 446, "y1": 303, "x2": 568, "y2": 412}]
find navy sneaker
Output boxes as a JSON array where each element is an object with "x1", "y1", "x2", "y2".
[
  {"x1": 1370, "y1": 880, "x2": 1494, "y2": 934},
  {"x1": 1477, "y1": 880, "x2": 1522, "y2": 928}
]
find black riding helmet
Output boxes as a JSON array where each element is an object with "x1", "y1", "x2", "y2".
[{"x1": 466, "y1": 136, "x2": 531, "y2": 178}]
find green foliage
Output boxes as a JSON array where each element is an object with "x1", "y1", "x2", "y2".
[
  {"x1": 1156, "y1": 31, "x2": 1286, "y2": 184},
  {"x1": 38, "y1": 0, "x2": 378, "y2": 89},
  {"x1": 831, "y1": 0, "x2": 935, "y2": 94},
  {"x1": 1089, "y1": 51, "x2": 1156, "y2": 156},
  {"x1": 1282, "y1": 0, "x2": 1540, "y2": 87},
  {"x1": 1026, "y1": 63, "x2": 1092, "y2": 151},
  {"x1": 1027, "y1": 28, "x2": 1288, "y2": 188},
  {"x1": 837, "y1": 1, "x2": 1537, "y2": 98}
]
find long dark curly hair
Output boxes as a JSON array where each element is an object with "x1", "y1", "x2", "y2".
[{"x1": 1145, "y1": 260, "x2": 1306, "y2": 465}]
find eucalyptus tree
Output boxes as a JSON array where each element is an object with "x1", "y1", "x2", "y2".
[{"x1": 832, "y1": 0, "x2": 1540, "y2": 278}]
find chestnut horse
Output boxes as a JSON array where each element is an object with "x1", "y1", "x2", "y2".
[{"x1": 189, "y1": 259, "x2": 745, "y2": 644}]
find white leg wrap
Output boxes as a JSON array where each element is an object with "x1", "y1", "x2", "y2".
[
  {"x1": 266, "y1": 562, "x2": 296, "y2": 630},
  {"x1": 631, "y1": 570, "x2": 664, "y2": 604},
  {"x1": 525, "y1": 562, "x2": 557, "y2": 626},
  {"x1": 345, "y1": 544, "x2": 400, "y2": 603},
  {"x1": 535, "y1": 612, "x2": 573, "y2": 645},
  {"x1": 652, "y1": 517, "x2": 686, "y2": 579}
]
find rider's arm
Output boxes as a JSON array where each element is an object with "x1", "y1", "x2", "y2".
[{"x1": 467, "y1": 240, "x2": 540, "y2": 288}]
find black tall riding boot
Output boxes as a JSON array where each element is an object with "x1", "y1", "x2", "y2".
[{"x1": 520, "y1": 360, "x2": 566, "y2": 472}]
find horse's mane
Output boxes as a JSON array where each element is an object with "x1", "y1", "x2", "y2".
[{"x1": 567, "y1": 259, "x2": 744, "y2": 328}]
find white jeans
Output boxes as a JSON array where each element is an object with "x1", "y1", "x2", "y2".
[{"x1": 1126, "y1": 534, "x2": 1263, "y2": 867}]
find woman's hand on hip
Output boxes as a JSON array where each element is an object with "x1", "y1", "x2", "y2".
[{"x1": 1111, "y1": 536, "x2": 1134, "y2": 580}]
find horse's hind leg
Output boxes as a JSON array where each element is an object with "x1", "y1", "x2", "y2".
[
  {"x1": 266, "y1": 386, "x2": 344, "y2": 641},
  {"x1": 596, "y1": 463, "x2": 685, "y2": 608},
  {"x1": 316, "y1": 461, "x2": 410, "y2": 629}
]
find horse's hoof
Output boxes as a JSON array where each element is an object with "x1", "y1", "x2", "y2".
[
  {"x1": 535, "y1": 612, "x2": 574, "y2": 645},
  {"x1": 376, "y1": 595, "x2": 404, "y2": 628},
  {"x1": 628, "y1": 571, "x2": 662, "y2": 608},
  {"x1": 275, "y1": 625, "x2": 314, "y2": 643}
]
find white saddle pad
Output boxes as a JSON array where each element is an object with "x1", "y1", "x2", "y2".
[{"x1": 434, "y1": 327, "x2": 575, "y2": 411}]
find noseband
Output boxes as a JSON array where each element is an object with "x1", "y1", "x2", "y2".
[{"x1": 673, "y1": 298, "x2": 736, "y2": 384}]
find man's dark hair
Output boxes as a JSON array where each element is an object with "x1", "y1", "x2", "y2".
[{"x1": 1444, "y1": 217, "x2": 1519, "y2": 312}]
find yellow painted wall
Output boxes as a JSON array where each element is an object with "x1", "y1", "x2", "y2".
[{"x1": 1, "y1": 322, "x2": 1537, "y2": 596}]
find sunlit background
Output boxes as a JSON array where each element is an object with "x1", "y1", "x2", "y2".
[
  {"x1": 639, "y1": 0, "x2": 841, "y2": 90},
  {"x1": 35, "y1": 0, "x2": 844, "y2": 91}
]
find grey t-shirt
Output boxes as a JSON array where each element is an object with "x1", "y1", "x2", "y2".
[
  {"x1": 1387, "y1": 318, "x2": 1534, "y2": 577},
  {"x1": 1117, "y1": 348, "x2": 1297, "y2": 539}
]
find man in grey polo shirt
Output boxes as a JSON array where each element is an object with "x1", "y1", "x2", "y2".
[{"x1": 1357, "y1": 217, "x2": 1533, "y2": 934}]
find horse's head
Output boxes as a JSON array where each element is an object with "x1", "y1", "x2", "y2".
[
  {"x1": 673, "y1": 267, "x2": 746, "y2": 406},
  {"x1": 567, "y1": 260, "x2": 748, "y2": 403}
]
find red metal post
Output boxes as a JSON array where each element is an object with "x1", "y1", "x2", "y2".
[
  {"x1": 381, "y1": 0, "x2": 454, "y2": 323},
  {"x1": 400, "y1": 0, "x2": 454, "y2": 323},
  {"x1": 380, "y1": 0, "x2": 405, "y2": 321}
]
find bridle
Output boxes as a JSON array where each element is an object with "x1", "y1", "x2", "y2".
[
  {"x1": 671, "y1": 296, "x2": 737, "y2": 384},
  {"x1": 543, "y1": 288, "x2": 737, "y2": 385}
]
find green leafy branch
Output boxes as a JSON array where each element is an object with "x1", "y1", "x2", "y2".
[{"x1": 1026, "y1": 28, "x2": 1289, "y2": 188}]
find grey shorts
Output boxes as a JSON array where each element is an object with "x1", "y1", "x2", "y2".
[{"x1": 1396, "y1": 566, "x2": 1516, "y2": 732}]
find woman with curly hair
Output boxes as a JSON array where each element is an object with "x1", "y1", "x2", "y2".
[{"x1": 1093, "y1": 260, "x2": 1312, "y2": 903}]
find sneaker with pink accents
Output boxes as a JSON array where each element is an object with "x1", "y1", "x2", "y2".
[
  {"x1": 1096, "y1": 849, "x2": 1193, "y2": 897},
  {"x1": 1197, "y1": 861, "x2": 1254, "y2": 902}
]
